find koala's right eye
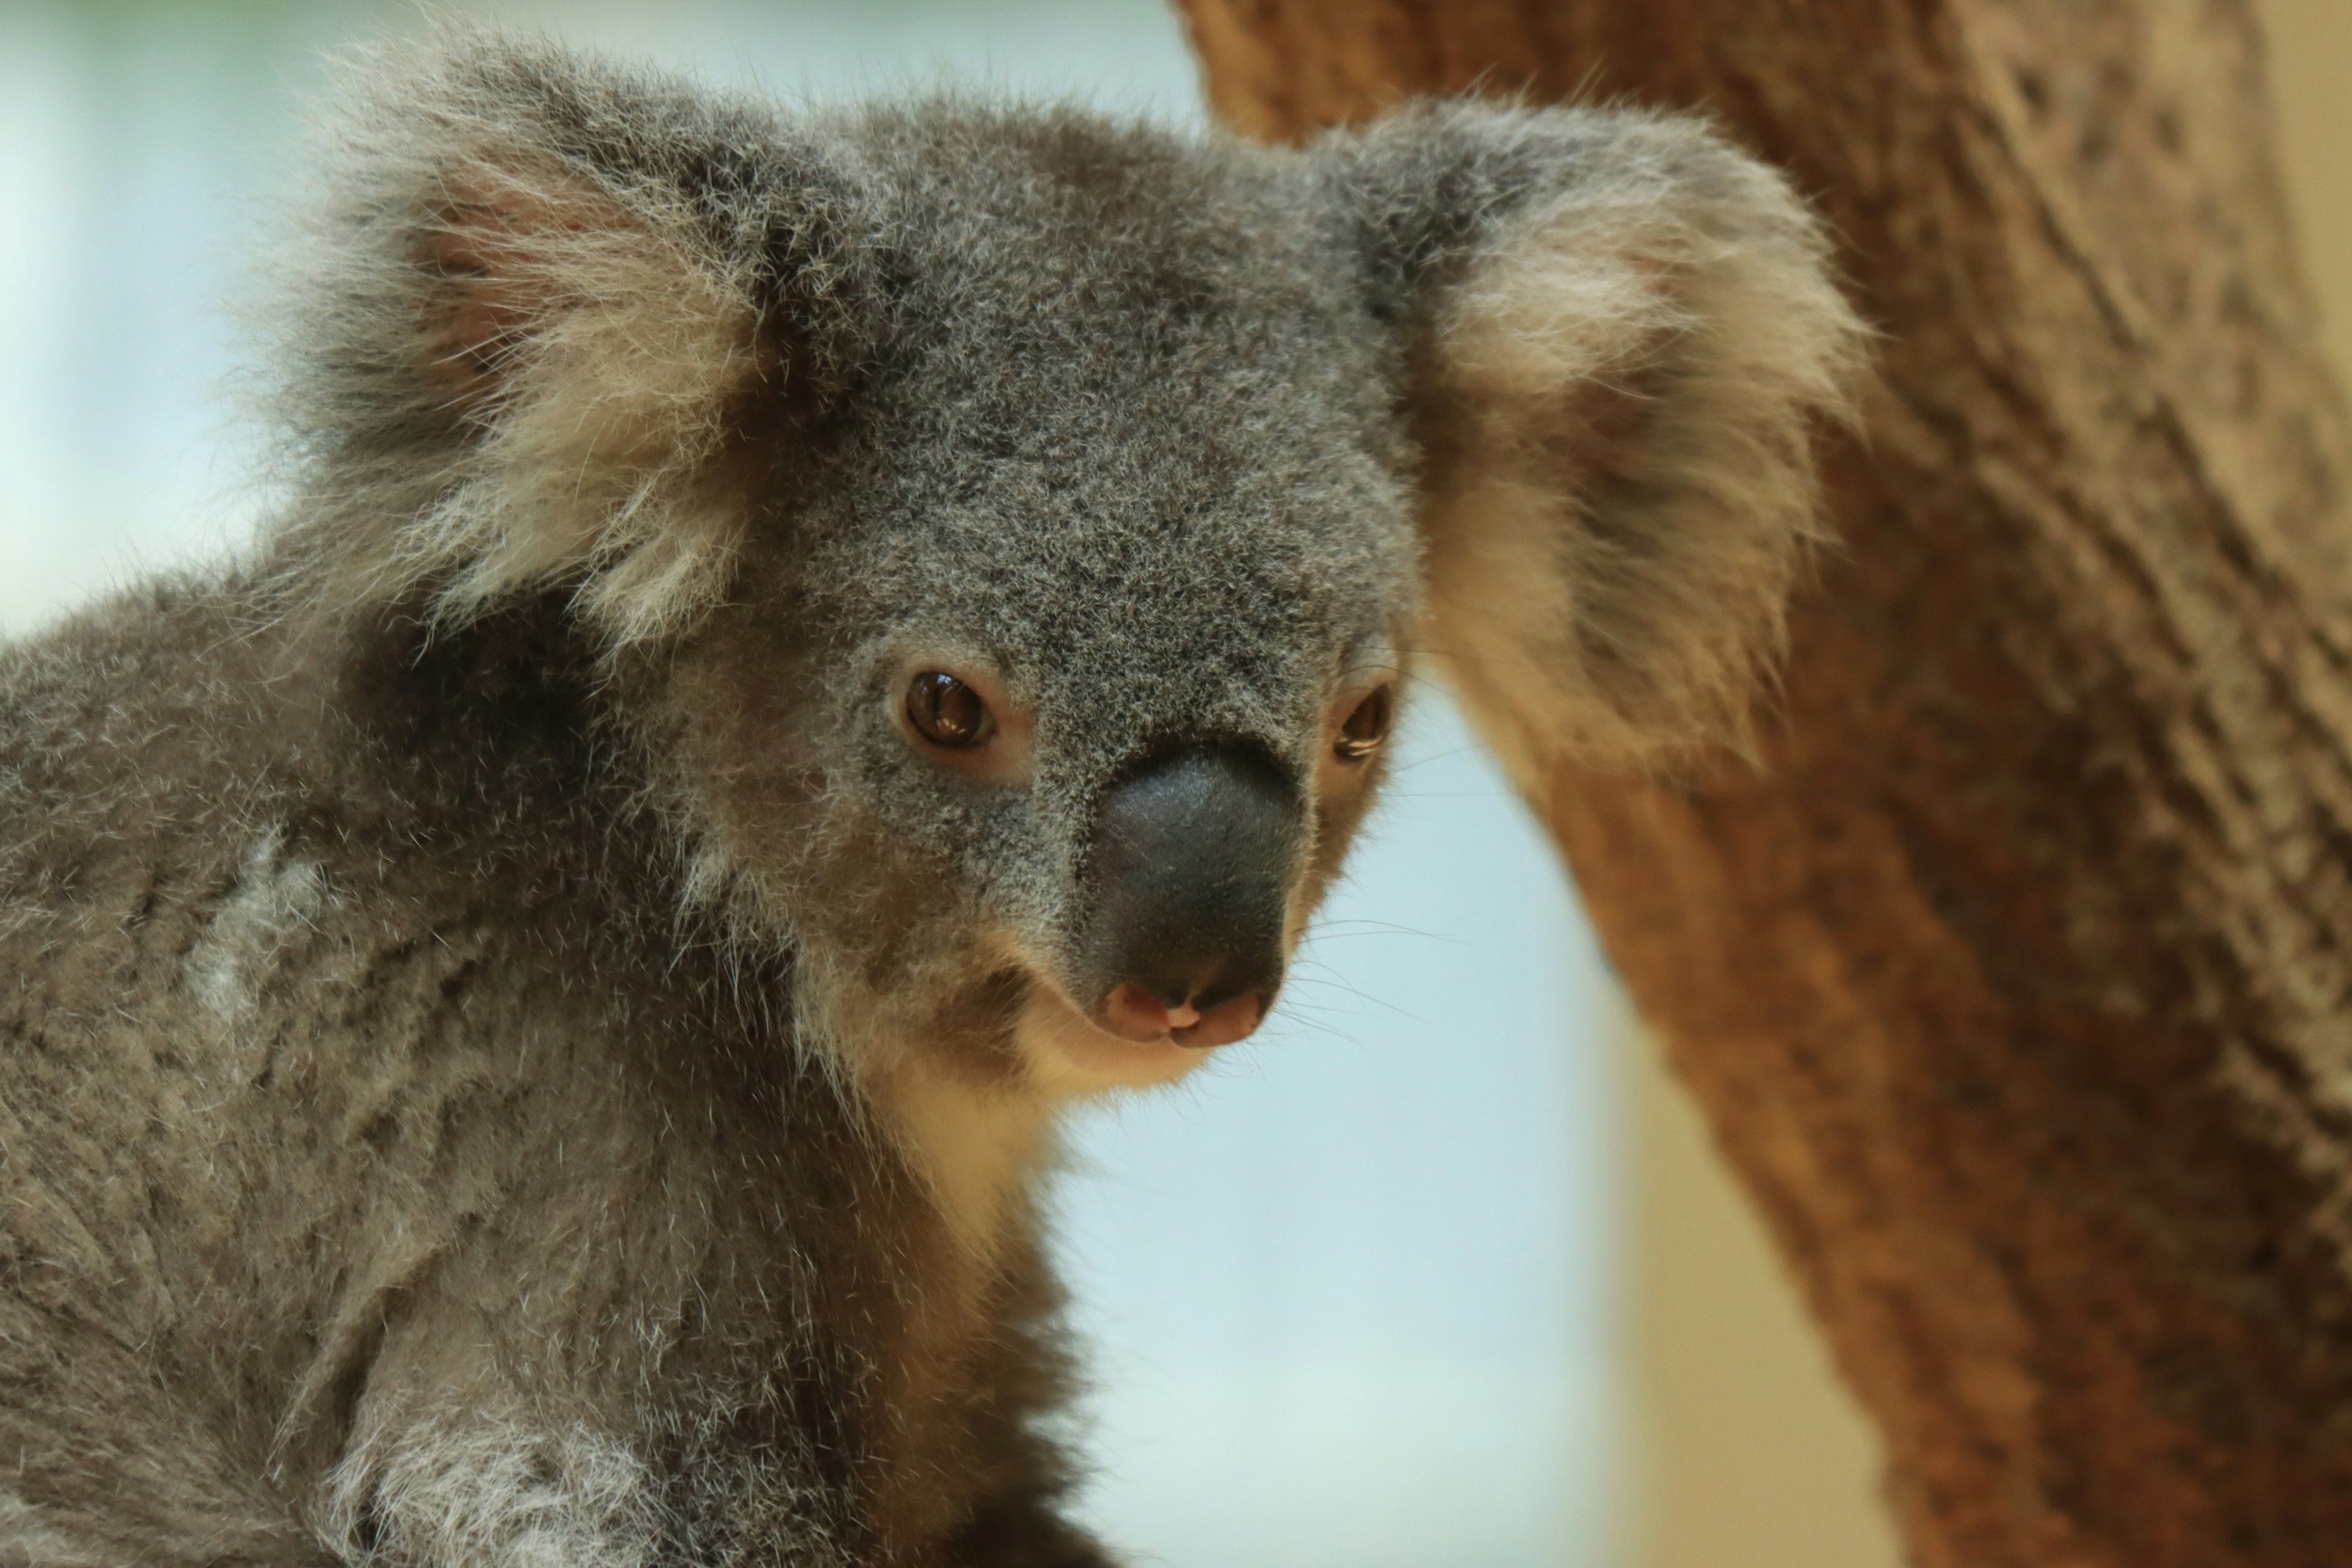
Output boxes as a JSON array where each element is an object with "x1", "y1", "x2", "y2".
[{"x1": 906, "y1": 672, "x2": 997, "y2": 749}]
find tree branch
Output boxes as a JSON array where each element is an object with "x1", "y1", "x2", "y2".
[{"x1": 1174, "y1": 2, "x2": 2352, "y2": 1561}]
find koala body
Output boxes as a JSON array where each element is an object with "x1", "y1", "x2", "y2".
[{"x1": 0, "y1": 34, "x2": 1861, "y2": 1568}]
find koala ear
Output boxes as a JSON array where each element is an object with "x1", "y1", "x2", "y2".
[
  {"x1": 1325, "y1": 103, "x2": 1869, "y2": 780},
  {"x1": 270, "y1": 35, "x2": 846, "y2": 647}
]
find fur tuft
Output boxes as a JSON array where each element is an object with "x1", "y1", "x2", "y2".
[
  {"x1": 256, "y1": 31, "x2": 843, "y2": 647},
  {"x1": 1332, "y1": 102, "x2": 1871, "y2": 777},
  {"x1": 322, "y1": 1420, "x2": 666, "y2": 1568}
]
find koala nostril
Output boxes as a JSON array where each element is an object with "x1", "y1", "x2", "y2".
[
  {"x1": 1171, "y1": 990, "x2": 1263, "y2": 1050},
  {"x1": 1099, "y1": 982, "x2": 1174, "y2": 1043}
]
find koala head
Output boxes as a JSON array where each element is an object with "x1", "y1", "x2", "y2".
[{"x1": 269, "y1": 37, "x2": 1862, "y2": 1101}]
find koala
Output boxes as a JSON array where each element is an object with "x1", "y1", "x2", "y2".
[{"x1": 0, "y1": 31, "x2": 1861, "y2": 1568}]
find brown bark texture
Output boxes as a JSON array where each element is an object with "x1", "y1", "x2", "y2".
[{"x1": 1174, "y1": 2, "x2": 2352, "y2": 1564}]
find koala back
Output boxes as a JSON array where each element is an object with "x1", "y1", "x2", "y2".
[{"x1": 0, "y1": 585, "x2": 975, "y2": 1564}]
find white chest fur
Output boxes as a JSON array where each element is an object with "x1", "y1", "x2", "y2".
[{"x1": 871, "y1": 1058, "x2": 1057, "y2": 1266}]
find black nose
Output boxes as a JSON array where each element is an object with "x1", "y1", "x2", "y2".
[{"x1": 1077, "y1": 745, "x2": 1302, "y2": 1047}]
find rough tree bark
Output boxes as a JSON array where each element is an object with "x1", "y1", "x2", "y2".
[{"x1": 1172, "y1": 3, "x2": 2352, "y2": 1564}]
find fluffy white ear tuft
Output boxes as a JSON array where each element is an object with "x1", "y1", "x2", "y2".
[
  {"x1": 1348, "y1": 105, "x2": 1870, "y2": 783},
  {"x1": 403, "y1": 164, "x2": 771, "y2": 644},
  {"x1": 264, "y1": 36, "x2": 794, "y2": 650}
]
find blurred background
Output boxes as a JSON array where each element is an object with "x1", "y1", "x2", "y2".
[{"x1": 1, "y1": 2, "x2": 2342, "y2": 1564}]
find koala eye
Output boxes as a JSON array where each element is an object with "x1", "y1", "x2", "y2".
[
  {"x1": 906, "y1": 671, "x2": 997, "y2": 749},
  {"x1": 1333, "y1": 685, "x2": 1395, "y2": 763}
]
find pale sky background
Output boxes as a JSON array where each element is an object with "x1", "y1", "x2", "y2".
[{"x1": 0, "y1": 4, "x2": 1623, "y2": 1565}]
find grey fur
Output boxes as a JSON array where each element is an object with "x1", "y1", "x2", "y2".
[{"x1": 0, "y1": 30, "x2": 1863, "y2": 1567}]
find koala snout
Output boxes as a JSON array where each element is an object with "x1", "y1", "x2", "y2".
[{"x1": 1077, "y1": 745, "x2": 1302, "y2": 1049}]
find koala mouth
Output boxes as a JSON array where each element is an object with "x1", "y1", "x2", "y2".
[{"x1": 1008, "y1": 977, "x2": 1215, "y2": 1095}]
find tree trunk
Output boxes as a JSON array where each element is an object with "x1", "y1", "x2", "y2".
[{"x1": 1172, "y1": 2, "x2": 2352, "y2": 1563}]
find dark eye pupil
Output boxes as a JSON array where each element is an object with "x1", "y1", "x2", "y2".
[
  {"x1": 1335, "y1": 685, "x2": 1393, "y2": 762},
  {"x1": 907, "y1": 672, "x2": 992, "y2": 748}
]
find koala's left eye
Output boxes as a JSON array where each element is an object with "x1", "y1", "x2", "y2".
[
  {"x1": 906, "y1": 672, "x2": 997, "y2": 749},
  {"x1": 1334, "y1": 685, "x2": 1395, "y2": 763}
]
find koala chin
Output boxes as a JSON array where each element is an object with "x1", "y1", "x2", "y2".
[{"x1": 0, "y1": 28, "x2": 1864, "y2": 1568}]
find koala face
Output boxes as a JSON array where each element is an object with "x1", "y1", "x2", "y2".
[
  {"x1": 666, "y1": 112, "x2": 1422, "y2": 1093},
  {"x1": 273, "y1": 42, "x2": 1861, "y2": 1101}
]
